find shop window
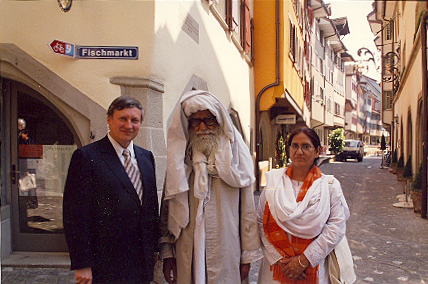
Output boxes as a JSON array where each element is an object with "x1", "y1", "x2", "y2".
[{"x1": 16, "y1": 91, "x2": 76, "y2": 234}]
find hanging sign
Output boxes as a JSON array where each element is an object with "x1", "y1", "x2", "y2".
[{"x1": 49, "y1": 41, "x2": 138, "y2": 60}]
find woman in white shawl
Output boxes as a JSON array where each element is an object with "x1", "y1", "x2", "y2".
[{"x1": 257, "y1": 127, "x2": 355, "y2": 283}]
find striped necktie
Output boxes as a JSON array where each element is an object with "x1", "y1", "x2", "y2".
[{"x1": 123, "y1": 149, "x2": 143, "y2": 202}]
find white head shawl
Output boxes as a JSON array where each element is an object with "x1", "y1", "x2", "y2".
[{"x1": 165, "y1": 90, "x2": 255, "y2": 238}]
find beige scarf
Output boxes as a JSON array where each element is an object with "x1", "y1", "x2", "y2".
[{"x1": 192, "y1": 150, "x2": 217, "y2": 283}]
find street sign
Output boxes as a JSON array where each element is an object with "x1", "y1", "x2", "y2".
[
  {"x1": 77, "y1": 46, "x2": 138, "y2": 60},
  {"x1": 49, "y1": 40, "x2": 74, "y2": 57},
  {"x1": 276, "y1": 114, "x2": 296, "y2": 124}
]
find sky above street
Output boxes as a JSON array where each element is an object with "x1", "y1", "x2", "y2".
[{"x1": 329, "y1": 0, "x2": 381, "y2": 81}]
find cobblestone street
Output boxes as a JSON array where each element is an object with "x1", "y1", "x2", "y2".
[
  {"x1": 320, "y1": 156, "x2": 428, "y2": 284},
  {"x1": 2, "y1": 156, "x2": 428, "y2": 283}
]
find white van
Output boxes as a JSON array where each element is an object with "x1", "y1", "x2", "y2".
[{"x1": 340, "y1": 140, "x2": 364, "y2": 162}]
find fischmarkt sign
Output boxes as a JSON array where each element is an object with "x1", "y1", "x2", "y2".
[{"x1": 77, "y1": 46, "x2": 138, "y2": 59}]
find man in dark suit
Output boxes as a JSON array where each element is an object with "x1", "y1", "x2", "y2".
[{"x1": 63, "y1": 96, "x2": 159, "y2": 284}]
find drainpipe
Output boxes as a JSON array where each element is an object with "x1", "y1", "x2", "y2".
[
  {"x1": 420, "y1": 11, "x2": 428, "y2": 218},
  {"x1": 255, "y1": 0, "x2": 280, "y2": 190}
]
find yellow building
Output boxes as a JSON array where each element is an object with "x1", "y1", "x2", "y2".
[
  {"x1": 253, "y1": 0, "x2": 349, "y2": 169},
  {"x1": 254, "y1": 0, "x2": 309, "y2": 168}
]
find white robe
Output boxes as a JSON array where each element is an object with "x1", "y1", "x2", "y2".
[
  {"x1": 160, "y1": 172, "x2": 261, "y2": 284},
  {"x1": 257, "y1": 168, "x2": 350, "y2": 284},
  {"x1": 161, "y1": 90, "x2": 261, "y2": 283}
]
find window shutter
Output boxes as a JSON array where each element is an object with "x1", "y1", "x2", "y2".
[
  {"x1": 294, "y1": 27, "x2": 298, "y2": 62},
  {"x1": 289, "y1": 19, "x2": 294, "y2": 60},
  {"x1": 250, "y1": 18, "x2": 254, "y2": 61},
  {"x1": 307, "y1": 6, "x2": 313, "y2": 26},
  {"x1": 226, "y1": 0, "x2": 233, "y2": 31},
  {"x1": 241, "y1": 0, "x2": 251, "y2": 53}
]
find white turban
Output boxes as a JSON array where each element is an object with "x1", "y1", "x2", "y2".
[{"x1": 165, "y1": 90, "x2": 255, "y2": 238}]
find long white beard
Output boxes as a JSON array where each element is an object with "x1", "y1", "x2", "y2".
[{"x1": 188, "y1": 127, "x2": 223, "y2": 157}]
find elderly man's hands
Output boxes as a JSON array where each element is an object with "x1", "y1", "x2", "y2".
[
  {"x1": 163, "y1": 258, "x2": 177, "y2": 284},
  {"x1": 240, "y1": 263, "x2": 251, "y2": 281}
]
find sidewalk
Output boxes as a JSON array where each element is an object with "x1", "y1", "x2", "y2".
[{"x1": 1, "y1": 252, "x2": 73, "y2": 283}]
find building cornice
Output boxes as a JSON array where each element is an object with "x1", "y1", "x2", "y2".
[{"x1": 110, "y1": 76, "x2": 165, "y2": 93}]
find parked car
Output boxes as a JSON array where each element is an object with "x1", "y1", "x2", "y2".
[{"x1": 339, "y1": 140, "x2": 364, "y2": 162}]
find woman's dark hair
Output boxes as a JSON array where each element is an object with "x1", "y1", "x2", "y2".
[
  {"x1": 107, "y1": 96, "x2": 144, "y2": 121},
  {"x1": 288, "y1": 127, "x2": 321, "y2": 164}
]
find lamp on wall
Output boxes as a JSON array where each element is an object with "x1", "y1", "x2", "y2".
[
  {"x1": 394, "y1": 115, "x2": 399, "y2": 125},
  {"x1": 58, "y1": 0, "x2": 72, "y2": 12}
]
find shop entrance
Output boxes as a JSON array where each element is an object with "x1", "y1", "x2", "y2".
[{"x1": 3, "y1": 79, "x2": 78, "y2": 251}]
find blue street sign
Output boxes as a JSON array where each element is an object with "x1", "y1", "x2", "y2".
[
  {"x1": 77, "y1": 46, "x2": 138, "y2": 59},
  {"x1": 65, "y1": 44, "x2": 74, "y2": 57}
]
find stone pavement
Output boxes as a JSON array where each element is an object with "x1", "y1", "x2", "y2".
[
  {"x1": 1, "y1": 267, "x2": 74, "y2": 283},
  {"x1": 2, "y1": 155, "x2": 428, "y2": 283},
  {"x1": 320, "y1": 156, "x2": 428, "y2": 284}
]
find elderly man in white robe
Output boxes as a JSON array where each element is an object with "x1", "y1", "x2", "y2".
[{"x1": 159, "y1": 90, "x2": 261, "y2": 284}]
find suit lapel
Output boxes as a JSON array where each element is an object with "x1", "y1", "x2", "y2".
[
  {"x1": 134, "y1": 146, "x2": 149, "y2": 204},
  {"x1": 97, "y1": 136, "x2": 142, "y2": 205}
]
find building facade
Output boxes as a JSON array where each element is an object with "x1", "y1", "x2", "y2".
[
  {"x1": 309, "y1": 3, "x2": 350, "y2": 155},
  {"x1": 369, "y1": 1, "x2": 425, "y2": 177},
  {"x1": 1, "y1": 0, "x2": 255, "y2": 257},
  {"x1": 368, "y1": 0, "x2": 427, "y2": 217},
  {"x1": 254, "y1": 0, "x2": 310, "y2": 168},
  {"x1": 344, "y1": 63, "x2": 359, "y2": 139}
]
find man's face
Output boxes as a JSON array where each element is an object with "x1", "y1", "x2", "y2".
[
  {"x1": 188, "y1": 110, "x2": 218, "y2": 136},
  {"x1": 107, "y1": 107, "x2": 142, "y2": 148}
]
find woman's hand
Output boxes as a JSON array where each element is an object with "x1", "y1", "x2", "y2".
[{"x1": 278, "y1": 255, "x2": 309, "y2": 281}]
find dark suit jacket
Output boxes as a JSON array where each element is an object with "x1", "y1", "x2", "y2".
[{"x1": 63, "y1": 136, "x2": 159, "y2": 283}]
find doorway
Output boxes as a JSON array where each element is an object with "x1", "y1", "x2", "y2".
[{"x1": 3, "y1": 79, "x2": 78, "y2": 251}]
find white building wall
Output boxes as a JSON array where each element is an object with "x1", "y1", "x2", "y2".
[{"x1": 154, "y1": 1, "x2": 254, "y2": 139}]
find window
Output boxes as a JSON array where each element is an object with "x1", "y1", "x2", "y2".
[
  {"x1": 386, "y1": 20, "x2": 394, "y2": 41},
  {"x1": 317, "y1": 57, "x2": 323, "y2": 74},
  {"x1": 335, "y1": 102, "x2": 341, "y2": 116},
  {"x1": 313, "y1": 80, "x2": 318, "y2": 95},
  {"x1": 240, "y1": 0, "x2": 251, "y2": 53},
  {"x1": 289, "y1": 18, "x2": 296, "y2": 61},
  {"x1": 384, "y1": 91, "x2": 393, "y2": 110},
  {"x1": 320, "y1": 30, "x2": 325, "y2": 47},
  {"x1": 230, "y1": 0, "x2": 241, "y2": 32},
  {"x1": 213, "y1": 0, "x2": 252, "y2": 55}
]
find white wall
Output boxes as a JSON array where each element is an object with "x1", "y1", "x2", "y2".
[{"x1": 153, "y1": 1, "x2": 254, "y2": 141}]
